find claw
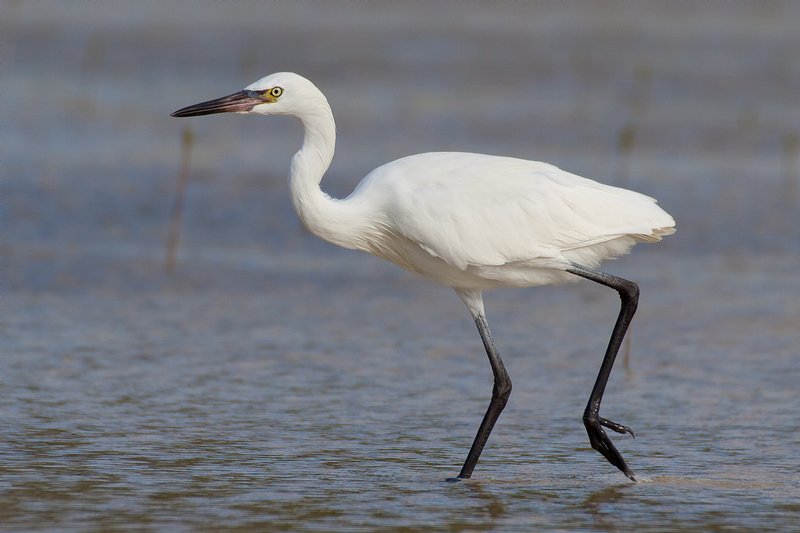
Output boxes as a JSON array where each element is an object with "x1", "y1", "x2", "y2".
[{"x1": 599, "y1": 417, "x2": 635, "y2": 438}]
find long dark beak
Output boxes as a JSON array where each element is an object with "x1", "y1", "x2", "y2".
[{"x1": 171, "y1": 90, "x2": 263, "y2": 117}]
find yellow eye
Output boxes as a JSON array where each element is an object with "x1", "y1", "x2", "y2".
[{"x1": 269, "y1": 87, "x2": 283, "y2": 98}]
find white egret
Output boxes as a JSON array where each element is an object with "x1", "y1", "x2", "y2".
[{"x1": 171, "y1": 72, "x2": 675, "y2": 481}]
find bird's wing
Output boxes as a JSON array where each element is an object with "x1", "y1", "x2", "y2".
[{"x1": 364, "y1": 152, "x2": 674, "y2": 270}]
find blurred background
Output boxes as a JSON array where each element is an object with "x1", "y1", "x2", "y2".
[{"x1": 2, "y1": 1, "x2": 799, "y2": 530}]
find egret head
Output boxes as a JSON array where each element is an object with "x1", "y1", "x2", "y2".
[{"x1": 171, "y1": 72, "x2": 326, "y2": 119}]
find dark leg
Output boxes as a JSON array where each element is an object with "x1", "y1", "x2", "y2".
[
  {"x1": 456, "y1": 314, "x2": 512, "y2": 479},
  {"x1": 567, "y1": 264, "x2": 639, "y2": 481}
]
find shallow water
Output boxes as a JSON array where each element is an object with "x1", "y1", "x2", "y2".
[{"x1": 3, "y1": 2, "x2": 800, "y2": 531}]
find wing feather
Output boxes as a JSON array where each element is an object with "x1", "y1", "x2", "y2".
[{"x1": 358, "y1": 152, "x2": 675, "y2": 270}]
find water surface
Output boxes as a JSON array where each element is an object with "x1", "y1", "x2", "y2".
[{"x1": 2, "y1": 2, "x2": 799, "y2": 530}]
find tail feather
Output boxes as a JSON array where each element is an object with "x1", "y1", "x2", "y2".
[{"x1": 633, "y1": 225, "x2": 676, "y2": 243}]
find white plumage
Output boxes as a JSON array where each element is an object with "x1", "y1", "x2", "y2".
[
  {"x1": 348, "y1": 151, "x2": 673, "y2": 288},
  {"x1": 172, "y1": 72, "x2": 675, "y2": 482}
]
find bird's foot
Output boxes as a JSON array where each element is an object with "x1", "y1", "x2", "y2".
[
  {"x1": 584, "y1": 416, "x2": 637, "y2": 481},
  {"x1": 447, "y1": 472, "x2": 473, "y2": 483},
  {"x1": 599, "y1": 416, "x2": 635, "y2": 438}
]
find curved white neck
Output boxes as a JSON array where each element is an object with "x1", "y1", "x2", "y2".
[{"x1": 288, "y1": 101, "x2": 368, "y2": 251}]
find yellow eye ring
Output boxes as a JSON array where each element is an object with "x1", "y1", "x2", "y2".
[{"x1": 269, "y1": 87, "x2": 283, "y2": 98}]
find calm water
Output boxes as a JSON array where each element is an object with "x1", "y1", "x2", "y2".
[{"x1": 2, "y1": 2, "x2": 799, "y2": 530}]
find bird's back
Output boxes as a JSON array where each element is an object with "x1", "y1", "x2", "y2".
[{"x1": 349, "y1": 152, "x2": 674, "y2": 288}]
